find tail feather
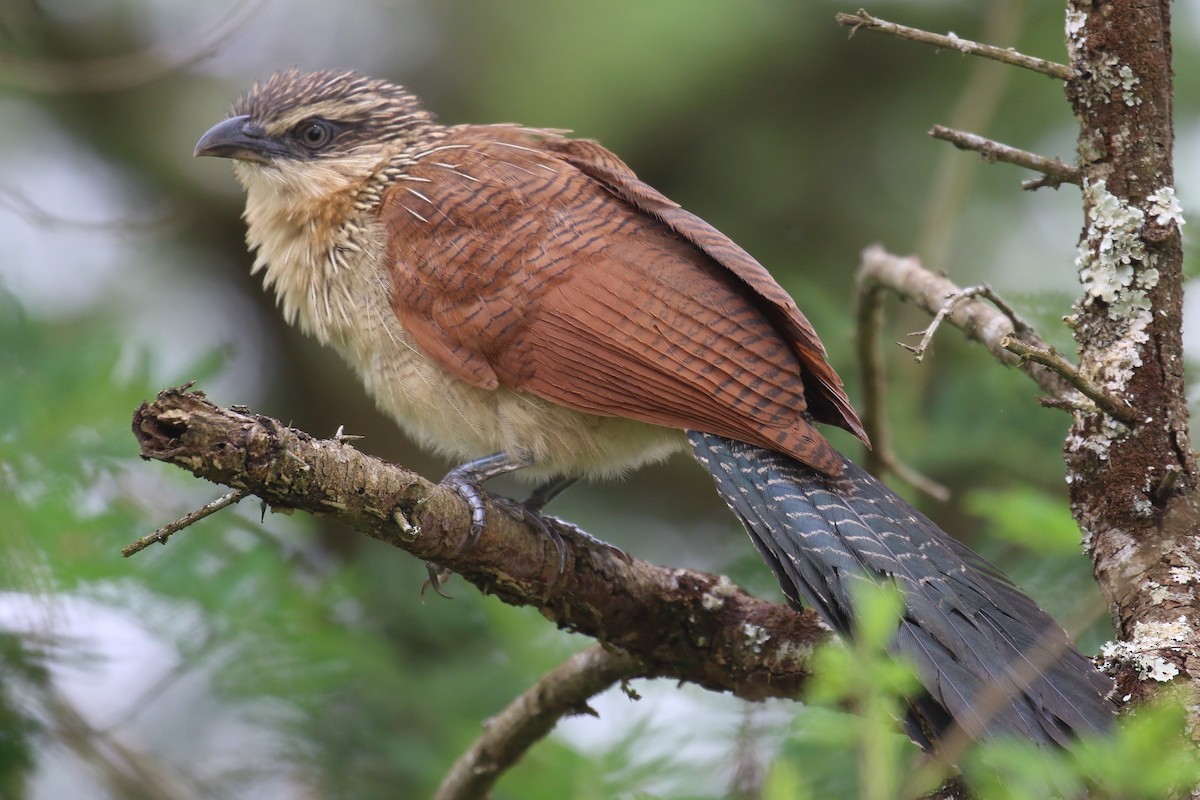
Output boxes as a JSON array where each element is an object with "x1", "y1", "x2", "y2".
[{"x1": 688, "y1": 431, "x2": 1115, "y2": 747}]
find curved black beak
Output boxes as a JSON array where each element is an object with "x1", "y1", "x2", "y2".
[{"x1": 194, "y1": 115, "x2": 282, "y2": 163}]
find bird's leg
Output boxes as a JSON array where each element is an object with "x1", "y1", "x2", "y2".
[{"x1": 523, "y1": 476, "x2": 578, "y2": 512}]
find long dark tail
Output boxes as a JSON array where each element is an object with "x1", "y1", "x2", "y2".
[{"x1": 688, "y1": 431, "x2": 1115, "y2": 748}]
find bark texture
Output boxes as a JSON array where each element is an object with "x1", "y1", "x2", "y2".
[{"x1": 1063, "y1": 1, "x2": 1197, "y2": 713}]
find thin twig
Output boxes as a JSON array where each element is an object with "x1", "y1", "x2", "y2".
[
  {"x1": 902, "y1": 283, "x2": 1040, "y2": 363},
  {"x1": 884, "y1": 458, "x2": 952, "y2": 504},
  {"x1": 0, "y1": 184, "x2": 176, "y2": 232},
  {"x1": 121, "y1": 489, "x2": 246, "y2": 557},
  {"x1": 855, "y1": 275, "x2": 952, "y2": 502},
  {"x1": 1022, "y1": 175, "x2": 1070, "y2": 192},
  {"x1": 835, "y1": 9, "x2": 1076, "y2": 81},
  {"x1": 901, "y1": 284, "x2": 991, "y2": 363},
  {"x1": 1002, "y1": 336, "x2": 1136, "y2": 424},
  {"x1": 856, "y1": 246, "x2": 1074, "y2": 399},
  {"x1": 866, "y1": 248, "x2": 1134, "y2": 425},
  {"x1": 929, "y1": 125, "x2": 1081, "y2": 188},
  {"x1": 46, "y1": 687, "x2": 208, "y2": 800},
  {"x1": 1039, "y1": 397, "x2": 1101, "y2": 415},
  {"x1": 434, "y1": 646, "x2": 643, "y2": 800}
]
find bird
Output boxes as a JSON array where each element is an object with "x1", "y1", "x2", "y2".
[{"x1": 195, "y1": 68, "x2": 1115, "y2": 750}]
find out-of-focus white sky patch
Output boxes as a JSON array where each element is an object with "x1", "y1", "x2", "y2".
[
  {"x1": 0, "y1": 589, "x2": 305, "y2": 799},
  {"x1": 0, "y1": 590, "x2": 181, "y2": 727},
  {"x1": 183, "y1": 0, "x2": 439, "y2": 83},
  {"x1": 555, "y1": 680, "x2": 793, "y2": 795},
  {"x1": 0, "y1": 98, "x2": 140, "y2": 317},
  {"x1": 985, "y1": 125, "x2": 1086, "y2": 293},
  {"x1": 1160, "y1": 116, "x2": 1197, "y2": 416},
  {"x1": 0, "y1": 101, "x2": 274, "y2": 402},
  {"x1": 1178, "y1": 121, "x2": 1199, "y2": 362},
  {"x1": 118, "y1": 252, "x2": 277, "y2": 401}
]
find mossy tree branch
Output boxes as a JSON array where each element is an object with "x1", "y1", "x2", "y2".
[{"x1": 130, "y1": 387, "x2": 826, "y2": 703}]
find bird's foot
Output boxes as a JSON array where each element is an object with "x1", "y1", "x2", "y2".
[
  {"x1": 520, "y1": 502, "x2": 569, "y2": 574},
  {"x1": 439, "y1": 454, "x2": 577, "y2": 575},
  {"x1": 480, "y1": 495, "x2": 570, "y2": 574},
  {"x1": 530, "y1": 512, "x2": 631, "y2": 566},
  {"x1": 440, "y1": 452, "x2": 533, "y2": 547}
]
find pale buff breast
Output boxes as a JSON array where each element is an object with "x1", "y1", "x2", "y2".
[{"x1": 233, "y1": 161, "x2": 687, "y2": 480}]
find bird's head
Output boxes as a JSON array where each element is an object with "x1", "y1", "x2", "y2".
[{"x1": 195, "y1": 68, "x2": 435, "y2": 204}]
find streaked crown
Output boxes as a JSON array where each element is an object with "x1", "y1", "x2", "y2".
[{"x1": 232, "y1": 68, "x2": 435, "y2": 150}]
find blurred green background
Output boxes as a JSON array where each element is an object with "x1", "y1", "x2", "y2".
[{"x1": 1, "y1": 1, "x2": 1197, "y2": 797}]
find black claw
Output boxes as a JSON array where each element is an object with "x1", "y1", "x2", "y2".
[
  {"x1": 491, "y1": 496, "x2": 571, "y2": 575},
  {"x1": 528, "y1": 510, "x2": 568, "y2": 575},
  {"x1": 421, "y1": 562, "x2": 454, "y2": 599}
]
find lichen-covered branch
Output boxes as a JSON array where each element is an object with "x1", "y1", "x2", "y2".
[
  {"x1": 855, "y1": 245, "x2": 1076, "y2": 400},
  {"x1": 130, "y1": 387, "x2": 825, "y2": 702}
]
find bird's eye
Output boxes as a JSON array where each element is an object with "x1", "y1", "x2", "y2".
[{"x1": 295, "y1": 119, "x2": 335, "y2": 149}]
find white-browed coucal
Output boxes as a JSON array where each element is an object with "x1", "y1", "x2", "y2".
[{"x1": 195, "y1": 69, "x2": 1115, "y2": 749}]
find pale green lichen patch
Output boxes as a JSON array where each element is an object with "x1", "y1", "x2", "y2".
[
  {"x1": 1066, "y1": 416, "x2": 1126, "y2": 462},
  {"x1": 742, "y1": 622, "x2": 771, "y2": 654},
  {"x1": 1148, "y1": 187, "x2": 1186, "y2": 229},
  {"x1": 1171, "y1": 565, "x2": 1200, "y2": 585},
  {"x1": 769, "y1": 638, "x2": 815, "y2": 670},
  {"x1": 1101, "y1": 616, "x2": 1191, "y2": 682},
  {"x1": 1079, "y1": 178, "x2": 1149, "y2": 302},
  {"x1": 1143, "y1": 573, "x2": 1197, "y2": 607},
  {"x1": 701, "y1": 575, "x2": 737, "y2": 611},
  {"x1": 1074, "y1": 179, "x2": 1164, "y2": 397},
  {"x1": 1118, "y1": 63, "x2": 1142, "y2": 107},
  {"x1": 1065, "y1": 179, "x2": 1163, "y2": 494},
  {"x1": 1065, "y1": 9, "x2": 1142, "y2": 108},
  {"x1": 1070, "y1": 8, "x2": 1089, "y2": 38},
  {"x1": 1088, "y1": 55, "x2": 1142, "y2": 108}
]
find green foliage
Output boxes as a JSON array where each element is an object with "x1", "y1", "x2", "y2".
[
  {"x1": 760, "y1": 578, "x2": 1200, "y2": 800},
  {"x1": 771, "y1": 582, "x2": 932, "y2": 800},
  {"x1": 0, "y1": 634, "x2": 46, "y2": 800},
  {"x1": 1, "y1": 294, "x2": 148, "y2": 588},
  {"x1": 964, "y1": 485, "x2": 1081, "y2": 557},
  {"x1": 0, "y1": 292, "x2": 155, "y2": 792},
  {"x1": 962, "y1": 696, "x2": 1200, "y2": 799}
]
